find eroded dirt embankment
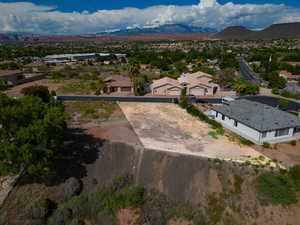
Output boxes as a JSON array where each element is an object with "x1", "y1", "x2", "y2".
[{"x1": 89, "y1": 141, "x2": 300, "y2": 225}]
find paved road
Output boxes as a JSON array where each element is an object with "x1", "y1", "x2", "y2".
[
  {"x1": 237, "y1": 57, "x2": 261, "y2": 85},
  {"x1": 241, "y1": 96, "x2": 300, "y2": 111}
]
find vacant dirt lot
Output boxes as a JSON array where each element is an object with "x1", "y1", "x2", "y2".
[
  {"x1": 119, "y1": 102, "x2": 272, "y2": 163},
  {"x1": 3, "y1": 79, "x2": 72, "y2": 98}
]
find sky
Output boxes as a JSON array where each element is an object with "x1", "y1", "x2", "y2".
[{"x1": 0, "y1": 0, "x2": 300, "y2": 35}]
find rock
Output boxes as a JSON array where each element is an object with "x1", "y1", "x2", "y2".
[{"x1": 62, "y1": 177, "x2": 82, "y2": 201}]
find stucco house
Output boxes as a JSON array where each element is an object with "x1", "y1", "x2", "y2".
[
  {"x1": 150, "y1": 72, "x2": 219, "y2": 96},
  {"x1": 102, "y1": 75, "x2": 133, "y2": 94},
  {"x1": 211, "y1": 99, "x2": 300, "y2": 145}
]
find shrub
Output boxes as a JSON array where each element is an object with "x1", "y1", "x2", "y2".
[
  {"x1": 24, "y1": 198, "x2": 54, "y2": 219},
  {"x1": 272, "y1": 88, "x2": 279, "y2": 95},
  {"x1": 50, "y1": 207, "x2": 72, "y2": 225},
  {"x1": 103, "y1": 185, "x2": 144, "y2": 215},
  {"x1": 233, "y1": 175, "x2": 244, "y2": 194},
  {"x1": 289, "y1": 140, "x2": 297, "y2": 146},
  {"x1": 240, "y1": 139, "x2": 254, "y2": 146},
  {"x1": 288, "y1": 165, "x2": 300, "y2": 191},
  {"x1": 262, "y1": 142, "x2": 271, "y2": 149},
  {"x1": 62, "y1": 177, "x2": 82, "y2": 201},
  {"x1": 69, "y1": 219, "x2": 85, "y2": 225},
  {"x1": 21, "y1": 85, "x2": 51, "y2": 103},
  {"x1": 288, "y1": 165, "x2": 300, "y2": 181},
  {"x1": 179, "y1": 103, "x2": 223, "y2": 132},
  {"x1": 256, "y1": 172, "x2": 298, "y2": 206}
]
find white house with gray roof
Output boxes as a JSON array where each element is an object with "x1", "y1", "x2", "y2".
[{"x1": 211, "y1": 99, "x2": 300, "y2": 145}]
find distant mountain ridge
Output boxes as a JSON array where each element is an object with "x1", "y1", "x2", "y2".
[
  {"x1": 215, "y1": 22, "x2": 300, "y2": 40},
  {"x1": 98, "y1": 24, "x2": 218, "y2": 35}
]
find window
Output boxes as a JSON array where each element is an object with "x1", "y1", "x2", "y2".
[
  {"x1": 234, "y1": 120, "x2": 238, "y2": 127},
  {"x1": 222, "y1": 115, "x2": 225, "y2": 121},
  {"x1": 275, "y1": 128, "x2": 289, "y2": 137},
  {"x1": 262, "y1": 132, "x2": 267, "y2": 138}
]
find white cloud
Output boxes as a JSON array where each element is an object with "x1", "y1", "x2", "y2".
[{"x1": 0, "y1": 0, "x2": 299, "y2": 34}]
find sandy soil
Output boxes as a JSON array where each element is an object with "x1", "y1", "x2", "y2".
[
  {"x1": 119, "y1": 102, "x2": 273, "y2": 164},
  {"x1": 254, "y1": 143, "x2": 300, "y2": 168},
  {"x1": 117, "y1": 208, "x2": 140, "y2": 225}
]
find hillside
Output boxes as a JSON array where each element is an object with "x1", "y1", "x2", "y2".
[{"x1": 215, "y1": 22, "x2": 300, "y2": 40}]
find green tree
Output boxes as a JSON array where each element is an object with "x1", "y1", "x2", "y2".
[
  {"x1": 0, "y1": 94, "x2": 66, "y2": 174},
  {"x1": 21, "y1": 85, "x2": 51, "y2": 103}
]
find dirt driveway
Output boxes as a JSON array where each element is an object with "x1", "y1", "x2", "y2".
[{"x1": 119, "y1": 102, "x2": 273, "y2": 164}]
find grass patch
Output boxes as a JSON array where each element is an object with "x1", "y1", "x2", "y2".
[
  {"x1": 67, "y1": 101, "x2": 116, "y2": 121},
  {"x1": 207, "y1": 194, "x2": 225, "y2": 225},
  {"x1": 256, "y1": 172, "x2": 298, "y2": 206},
  {"x1": 233, "y1": 175, "x2": 244, "y2": 194},
  {"x1": 57, "y1": 80, "x2": 97, "y2": 95}
]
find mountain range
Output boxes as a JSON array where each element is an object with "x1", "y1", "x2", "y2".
[
  {"x1": 1, "y1": 22, "x2": 300, "y2": 42},
  {"x1": 98, "y1": 24, "x2": 218, "y2": 35}
]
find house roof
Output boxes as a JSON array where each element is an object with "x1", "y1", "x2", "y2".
[
  {"x1": 104, "y1": 75, "x2": 132, "y2": 87},
  {"x1": 151, "y1": 77, "x2": 181, "y2": 89},
  {"x1": 178, "y1": 72, "x2": 218, "y2": 88},
  {"x1": 0, "y1": 70, "x2": 22, "y2": 77},
  {"x1": 213, "y1": 99, "x2": 300, "y2": 132}
]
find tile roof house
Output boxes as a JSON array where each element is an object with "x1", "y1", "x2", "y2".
[
  {"x1": 150, "y1": 72, "x2": 219, "y2": 96},
  {"x1": 102, "y1": 75, "x2": 133, "y2": 94},
  {"x1": 212, "y1": 99, "x2": 300, "y2": 145},
  {"x1": 279, "y1": 70, "x2": 300, "y2": 80}
]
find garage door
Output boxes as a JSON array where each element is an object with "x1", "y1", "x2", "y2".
[
  {"x1": 167, "y1": 88, "x2": 181, "y2": 95},
  {"x1": 190, "y1": 87, "x2": 205, "y2": 96}
]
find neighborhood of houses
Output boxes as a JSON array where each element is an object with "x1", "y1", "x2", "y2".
[{"x1": 1, "y1": 52, "x2": 300, "y2": 146}]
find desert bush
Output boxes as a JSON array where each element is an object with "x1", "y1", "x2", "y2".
[
  {"x1": 262, "y1": 142, "x2": 271, "y2": 149},
  {"x1": 256, "y1": 172, "x2": 297, "y2": 206},
  {"x1": 240, "y1": 139, "x2": 254, "y2": 146},
  {"x1": 68, "y1": 195, "x2": 89, "y2": 218},
  {"x1": 102, "y1": 185, "x2": 144, "y2": 215},
  {"x1": 69, "y1": 219, "x2": 85, "y2": 225},
  {"x1": 179, "y1": 103, "x2": 223, "y2": 131},
  {"x1": 62, "y1": 177, "x2": 82, "y2": 201},
  {"x1": 50, "y1": 207, "x2": 72, "y2": 225},
  {"x1": 289, "y1": 140, "x2": 297, "y2": 146},
  {"x1": 24, "y1": 198, "x2": 54, "y2": 219}
]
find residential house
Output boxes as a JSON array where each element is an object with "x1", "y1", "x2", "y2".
[
  {"x1": 211, "y1": 99, "x2": 300, "y2": 145},
  {"x1": 150, "y1": 72, "x2": 219, "y2": 96},
  {"x1": 0, "y1": 70, "x2": 24, "y2": 85},
  {"x1": 279, "y1": 70, "x2": 300, "y2": 81},
  {"x1": 140, "y1": 64, "x2": 151, "y2": 70},
  {"x1": 102, "y1": 76, "x2": 133, "y2": 94}
]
